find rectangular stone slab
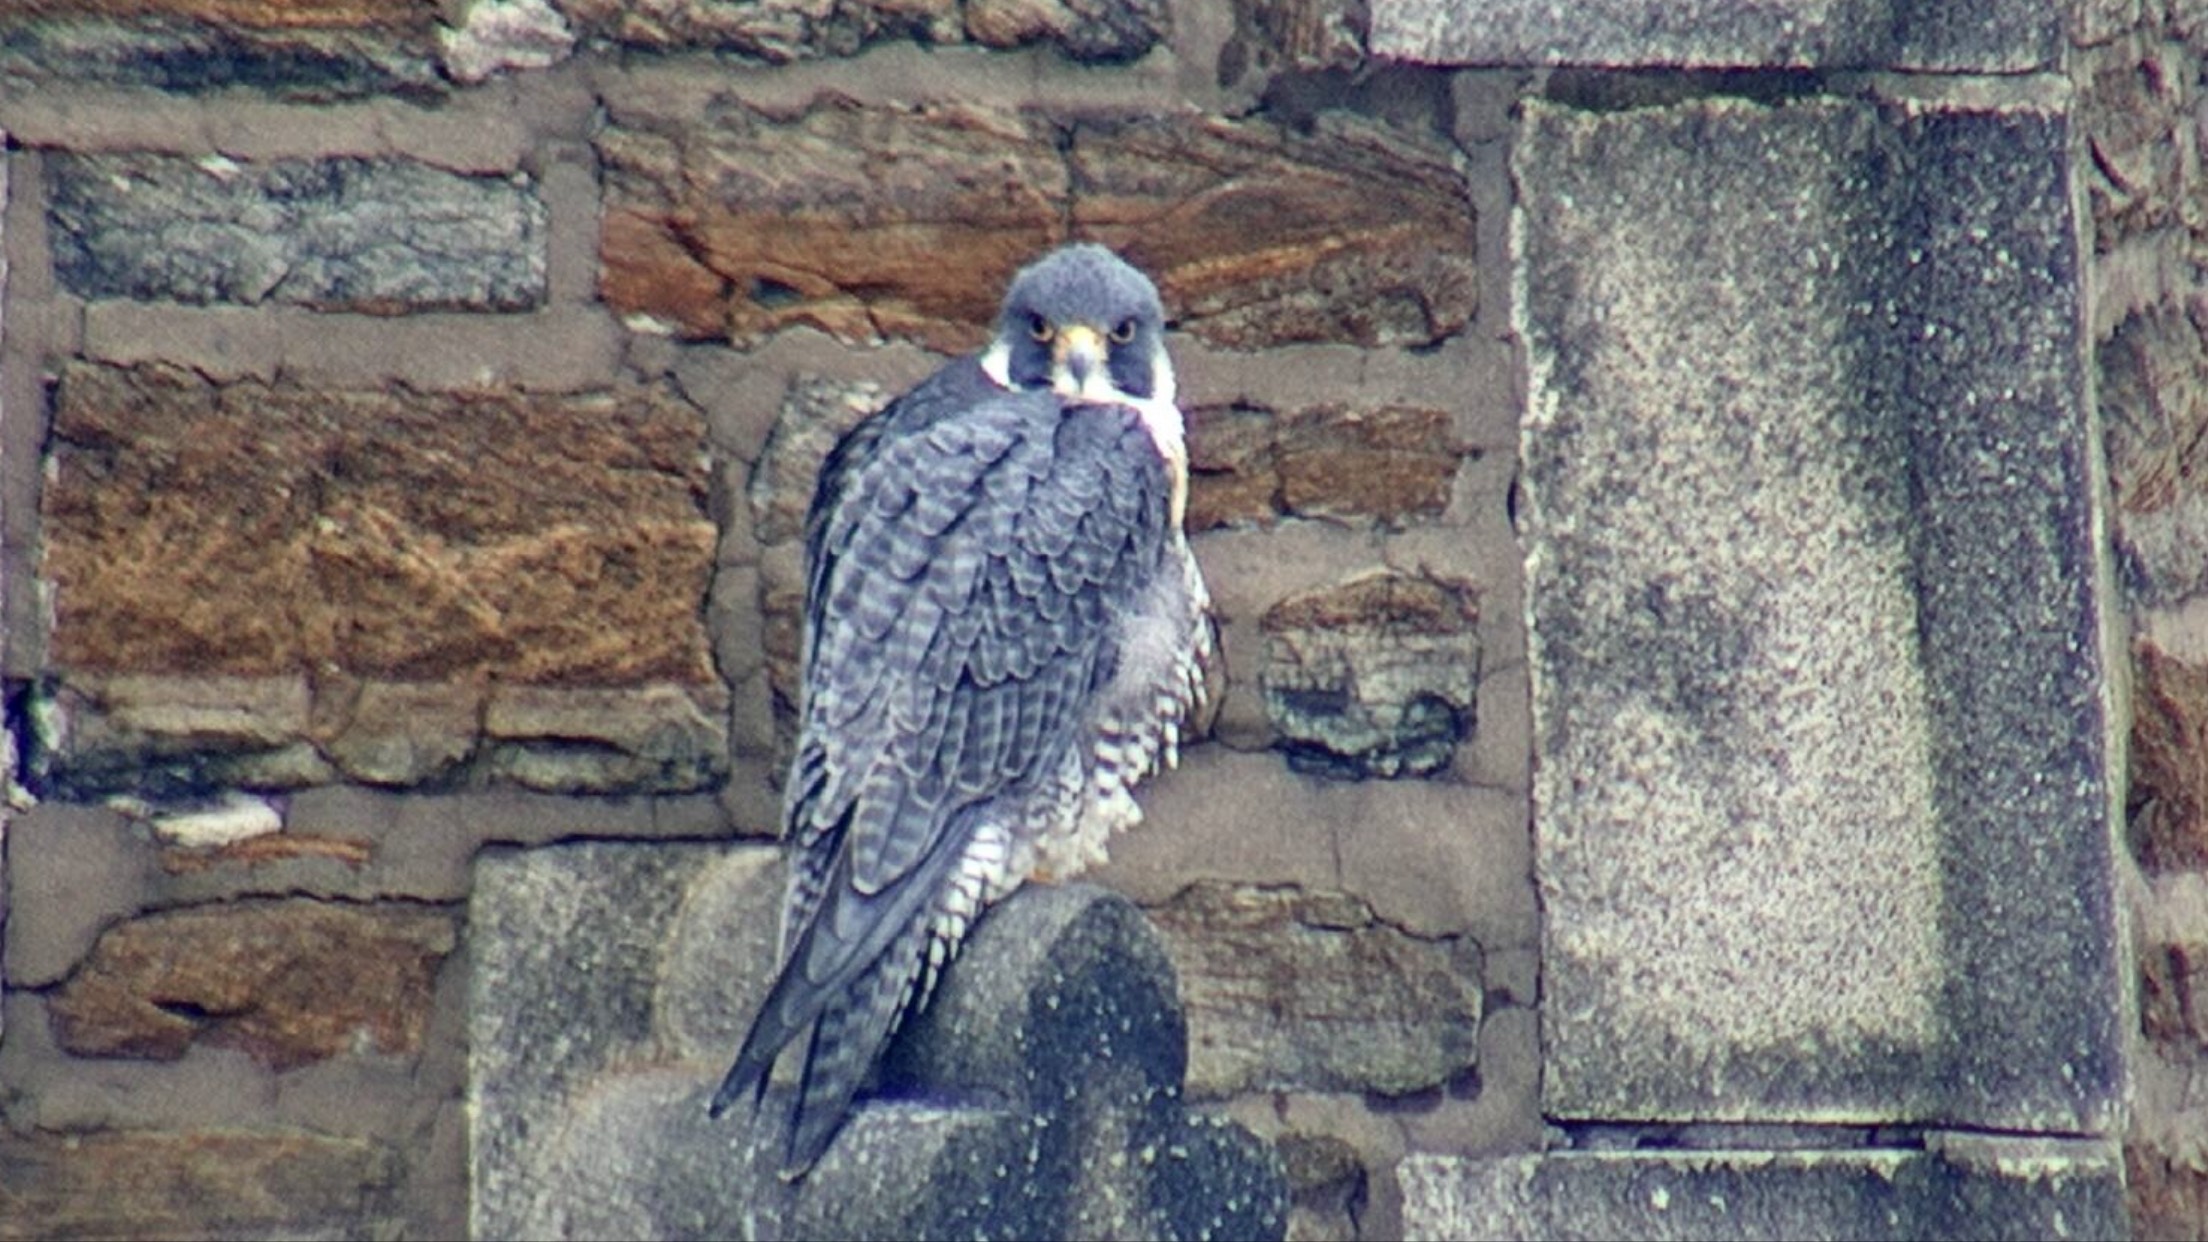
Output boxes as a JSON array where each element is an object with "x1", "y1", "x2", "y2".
[
  {"x1": 1515, "y1": 92, "x2": 2121, "y2": 1133},
  {"x1": 1369, "y1": 0, "x2": 2060, "y2": 72},
  {"x1": 1399, "y1": 1138, "x2": 2127, "y2": 1241}
]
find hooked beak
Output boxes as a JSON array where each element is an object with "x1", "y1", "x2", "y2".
[{"x1": 1050, "y1": 324, "x2": 1109, "y2": 400}]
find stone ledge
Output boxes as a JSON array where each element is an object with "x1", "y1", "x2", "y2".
[
  {"x1": 469, "y1": 842, "x2": 1286, "y2": 1240},
  {"x1": 1398, "y1": 1139, "x2": 2128, "y2": 1242},
  {"x1": 1517, "y1": 91, "x2": 2120, "y2": 1133}
]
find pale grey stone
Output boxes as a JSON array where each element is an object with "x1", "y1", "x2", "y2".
[
  {"x1": 469, "y1": 843, "x2": 1285, "y2": 1241},
  {"x1": 1398, "y1": 1139, "x2": 2127, "y2": 1242},
  {"x1": 47, "y1": 153, "x2": 545, "y2": 312},
  {"x1": 482, "y1": 684, "x2": 730, "y2": 794},
  {"x1": 439, "y1": 0, "x2": 575, "y2": 83},
  {"x1": 1517, "y1": 94, "x2": 2120, "y2": 1132},
  {"x1": 1368, "y1": 0, "x2": 2060, "y2": 72}
]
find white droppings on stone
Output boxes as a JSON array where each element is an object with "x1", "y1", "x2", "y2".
[
  {"x1": 151, "y1": 791, "x2": 283, "y2": 848},
  {"x1": 440, "y1": 0, "x2": 576, "y2": 84}
]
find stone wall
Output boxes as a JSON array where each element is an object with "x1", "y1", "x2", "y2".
[{"x1": 0, "y1": 1, "x2": 2182, "y2": 1240}]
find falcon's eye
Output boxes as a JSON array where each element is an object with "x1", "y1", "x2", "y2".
[
  {"x1": 1027, "y1": 314, "x2": 1054, "y2": 343},
  {"x1": 1109, "y1": 318, "x2": 1138, "y2": 344}
]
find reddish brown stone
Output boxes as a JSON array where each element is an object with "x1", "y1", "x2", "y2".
[
  {"x1": 25, "y1": 0, "x2": 435, "y2": 29},
  {"x1": 161, "y1": 833, "x2": 374, "y2": 875},
  {"x1": 2127, "y1": 1143, "x2": 2208, "y2": 1242},
  {"x1": 43, "y1": 363, "x2": 714, "y2": 687},
  {"x1": 598, "y1": 100, "x2": 1472, "y2": 352},
  {"x1": 1187, "y1": 401, "x2": 1459, "y2": 530},
  {"x1": 1148, "y1": 880, "x2": 1481, "y2": 1097},
  {"x1": 0, "y1": 1130, "x2": 398, "y2": 1242},
  {"x1": 47, "y1": 899, "x2": 455, "y2": 1071},
  {"x1": 2131, "y1": 639, "x2": 2208, "y2": 871},
  {"x1": 1070, "y1": 112, "x2": 1475, "y2": 349},
  {"x1": 600, "y1": 99, "x2": 1065, "y2": 351}
]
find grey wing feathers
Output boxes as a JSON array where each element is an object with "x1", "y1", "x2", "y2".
[{"x1": 711, "y1": 375, "x2": 1173, "y2": 1176}]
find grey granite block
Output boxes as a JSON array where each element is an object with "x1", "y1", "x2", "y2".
[
  {"x1": 1368, "y1": 0, "x2": 2060, "y2": 72},
  {"x1": 468, "y1": 842, "x2": 1285, "y2": 1240},
  {"x1": 1398, "y1": 1137, "x2": 2128, "y2": 1241},
  {"x1": 1515, "y1": 93, "x2": 2120, "y2": 1133}
]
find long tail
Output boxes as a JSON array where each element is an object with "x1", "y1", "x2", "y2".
[{"x1": 709, "y1": 828, "x2": 973, "y2": 1178}]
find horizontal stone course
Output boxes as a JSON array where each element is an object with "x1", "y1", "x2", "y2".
[
  {"x1": 600, "y1": 99, "x2": 1472, "y2": 352},
  {"x1": 48, "y1": 152, "x2": 545, "y2": 311}
]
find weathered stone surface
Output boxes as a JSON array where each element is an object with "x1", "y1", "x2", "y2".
[
  {"x1": 2128, "y1": 1144, "x2": 2208, "y2": 1242},
  {"x1": 558, "y1": 0, "x2": 958, "y2": 59},
  {"x1": 0, "y1": 8, "x2": 442, "y2": 97},
  {"x1": 48, "y1": 153, "x2": 545, "y2": 312},
  {"x1": 2101, "y1": 307, "x2": 2208, "y2": 606},
  {"x1": 439, "y1": 0, "x2": 574, "y2": 82},
  {"x1": 2076, "y1": 22, "x2": 2205, "y2": 257},
  {"x1": 600, "y1": 101, "x2": 1472, "y2": 351},
  {"x1": 1260, "y1": 570, "x2": 1479, "y2": 779},
  {"x1": 1399, "y1": 1139, "x2": 2128, "y2": 1242},
  {"x1": 0, "y1": 1129, "x2": 400, "y2": 1242},
  {"x1": 46, "y1": 363, "x2": 712, "y2": 683},
  {"x1": 1070, "y1": 112, "x2": 1474, "y2": 350},
  {"x1": 1187, "y1": 401, "x2": 1459, "y2": 530},
  {"x1": 971, "y1": 0, "x2": 1167, "y2": 58},
  {"x1": 1519, "y1": 95, "x2": 2119, "y2": 1131},
  {"x1": 48, "y1": 898, "x2": 454, "y2": 1071},
  {"x1": 1148, "y1": 881, "x2": 1480, "y2": 1098},
  {"x1": 470, "y1": 841, "x2": 779, "y2": 1240},
  {"x1": 1368, "y1": 0, "x2": 2060, "y2": 71},
  {"x1": 482, "y1": 682, "x2": 731, "y2": 794},
  {"x1": 600, "y1": 99, "x2": 1065, "y2": 350},
  {"x1": 318, "y1": 680, "x2": 483, "y2": 787},
  {"x1": 2132, "y1": 638, "x2": 2208, "y2": 871},
  {"x1": 1218, "y1": 0, "x2": 1366, "y2": 85},
  {"x1": 35, "y1": 674, "x2": 338, "y2": 797},
  {"x1": 747, "y1": 376, "x2": 893, "y2": 546},
  {"x1": 2141, "y1": 932, "x2": 2208, "y2": 1052},
  {"x1": 38, "y1": 364, "x2": 717, "y2": 792},
  {"x1": 559, "y1": 0, "x2": 1163, "y2": 61},
  {"x1": 471, "y1": 843, "x2": 1285, "y2": 1241}
]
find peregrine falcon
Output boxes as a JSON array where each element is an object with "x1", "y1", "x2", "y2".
[{"x1": 710, "y1": 243, "x2": 1216, "y2": 1177}]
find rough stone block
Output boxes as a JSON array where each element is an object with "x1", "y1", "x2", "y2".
[
  {"x1": 1186, "y1": 400, "x2": 1461, "y2": 530},
  {"x1": 469, "y1": 842, "x2": 1285, "y2": 1240},
  {"x1": 48, "y1": 153, "x2": 545, "y2": 312},
  {"x1": 0, "y1": 1130, "x2": 401, "y2": 1241},
  {"x1": 1147, "y1": 880, "x2": 1481, "y2": 1098},
  {"x1": 37, "y1": 365, "x2": 718, "y2": 795},
  {"x1": 1368, "y1": 0, "x2": 2061, "y2": 72},
  {"x1": 2099, "y1": 306, "x2": 2208, "y2": 607},
  {"x1": 2130, "y1": 638, "x2": 2208, "y2": 871},
  {"x1": 1517, "y1": 94, "x2": 2120, "y2": 1131},
  {"x1": 1399, "y1": 1138, "x2": 2128, "y2": 1241},
  {"x1": 558, "y1": 0, "x2": 1161, "y2": 61},
  {"x1": 46, "y1": 898, "x2": 454, "y2": 1071},
  {"x1": 0, "y1": 7, "x2": 442, "y2": 97},
  {"x1": 599, "y1": 100, "x2": 1472, "y2": 351},
  {"x1": 1259, "y1": 569, "x2": 1480, "y2": 779}
]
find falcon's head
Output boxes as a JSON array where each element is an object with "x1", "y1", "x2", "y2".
[{"x1": 981, "y1": 243, "x2": 1175, "y2": 407}]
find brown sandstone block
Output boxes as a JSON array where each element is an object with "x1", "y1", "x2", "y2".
[
  {"x1": 43, "y1": 363, "x2": 714, "y2": 687},
  {"x1": 1187, "y1": 400, "x2": 1459, "y2": 529},
  {"x1": 1149, "y1": 880, "x2": 1482, "y2": 1099},
  {"x1": 2132, "y1": 639, "x2": 2208, "y2": 871},
  {"x1": 598, "y1": 102, "x2": 1473, "y2": 352},
  {"x1": 0, "y1": 1130, "x2": 398, "y2": 1242},
  {"x1": 47, "y1": 898, "x2": 455, "y2": 1071}
]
